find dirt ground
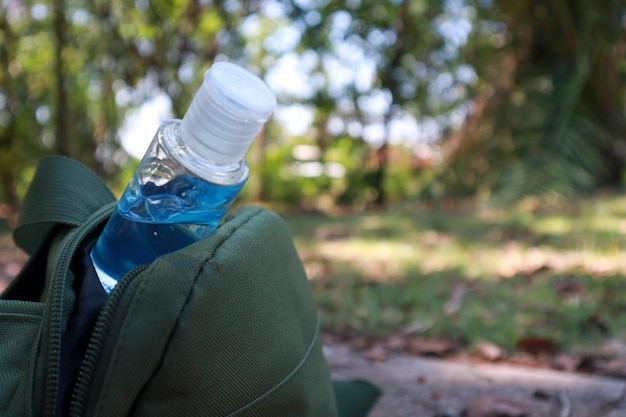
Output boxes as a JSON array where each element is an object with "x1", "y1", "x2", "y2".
[{"x1": 326, "y1": 343, "x2": 626, "y2": 417}]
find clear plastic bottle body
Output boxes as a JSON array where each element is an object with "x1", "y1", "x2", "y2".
[{"x1": 91, "y1": 120, "x2": 249, "y2": 290}]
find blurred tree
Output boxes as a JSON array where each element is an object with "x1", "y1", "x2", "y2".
[
  {"x1": 0, "y1": 2, "x2": 53, "y2": 209},
  {"x1": 283, "y1": 0, "x2": 457, "y2": 206},
  {"x1": 238, "y1": 8, "x2": 296, "y2": 201},
  {"x1": 442, "y1": 0, "x2": 626, "y2": 202},
  {"x1": 2, "y1": 0, "x2": 624, "y2": 213},
  {"x1": 0, "y1": 0, "x2": 257, "y2": 211}
]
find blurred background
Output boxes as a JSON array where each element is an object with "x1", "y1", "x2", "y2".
[
  {"x1": 3, "y1": 0, "x2": 626, "y2": 211},
  {"x1": 2, "y1": 0, "x2": 626, "y2": 358}
]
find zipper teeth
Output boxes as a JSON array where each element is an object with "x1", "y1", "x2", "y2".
[
  {"x1": 68, "y1": 280, "x2": 127, "y2": 417},
  {"x1": 44, "y1": 204, "x2": 115, "y2": 417},
  {"x1": 68, "y1": 265, "x2": 148, "y2": 417}
]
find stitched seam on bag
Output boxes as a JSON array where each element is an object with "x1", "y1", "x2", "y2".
[
  {"x1": 208, "y1": 207, "x2": 265, "y2": 268},
  {"x1": 97, "y1": 247, "x2": 207, "y2": 416},
  {"x1": 115, "y1": 207, "x2": 269, "y2": 415},
  {"x1": 0, "y1": 315, "x2": 42, "y2": 323},
  {"x1": 125, "y1": 257, "x2": 206, "y2": 414},
  {"x1": 226, "y1": 317, "x2": 322, "y2": 417}
]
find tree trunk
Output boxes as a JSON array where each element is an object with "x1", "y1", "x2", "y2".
[
  {"x1": 442, "y1": 48, "x2": 527, "y2": 165},
  {"x1": 248, "y1": 125, "x2": 267, "y2": 201},
  {"x1": 586, "y1": 34, "x2": 626, "y2": 185},
  {"x1": 0, "y1": 13, "x2": 20, "y2": 208},
  {"x1": 53, "y1": 0, "x2": 71, "y2": 157},
  {"x1": 372, "y1": 141, "x2": 388, "y2": 206}
]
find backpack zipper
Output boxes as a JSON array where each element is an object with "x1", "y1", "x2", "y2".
[
  {"x1": 43, "y1": 204, "x2": 116, "y2": 417},
  {"x1": 43, "y1": 201, "x2": 152, "y2": 417},
  {"x1": 67, "y1": 263, "x2": 148, "y2": 417}
]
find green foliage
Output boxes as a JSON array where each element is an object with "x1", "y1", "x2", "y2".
[
  {"x1": 0, "y1": 0, "x2": 256, "y2": 207},
  {"x1": 283, "y1": 0, "x2": 455, "y2": 205},
  {"x1": 284, "y1": 192, "x2": 626, "y2": 351},
  {"x1": 435, "y1": 0, "x2": 626, "y2": 203},
  {"x1": 1, "y1": 0, "x2": 626, "y2": 210},
  {"x1": 259, "y1": 141, "x2": 306, "y2": 205}
]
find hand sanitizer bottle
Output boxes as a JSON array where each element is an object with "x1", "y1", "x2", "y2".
[{"x1": 90, "y1": 62, "x2": 276, "y2": 293}]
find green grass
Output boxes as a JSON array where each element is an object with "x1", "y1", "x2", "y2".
[{"x1": 280, "y1": 194, "x2": 626, "y2": 353}]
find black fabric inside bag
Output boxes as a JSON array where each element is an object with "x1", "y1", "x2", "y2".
[{"x1": 58, "y1": 237, "x2": 107, "y2": 417}]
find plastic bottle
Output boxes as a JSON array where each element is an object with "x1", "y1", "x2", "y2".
[{"x1": 90, "y1": 62, "x2": 276, "y2": 293}]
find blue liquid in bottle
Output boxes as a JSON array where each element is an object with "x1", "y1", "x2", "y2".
[{"x1": 91, "y1": 175, "x2": 245, "y2": 286}]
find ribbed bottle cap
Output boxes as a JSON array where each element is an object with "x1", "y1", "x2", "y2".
[{"x1": 181, "y1": 62, "x2": 276, "y2": 165}]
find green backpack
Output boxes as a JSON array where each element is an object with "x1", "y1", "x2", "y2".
[{"x1": 0, "y1": 156, "x2": 380, "y2": 417}]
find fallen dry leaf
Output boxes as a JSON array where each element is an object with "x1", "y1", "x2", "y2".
[
  {"x1": 400, "y1": 319, "x2": 434, "y2": 336},
  {"x1": 477, "y1": 340, "x2": 506, "y2": 361},
  {"x1": 383, "y1": 335, "x2": 407, "y2": 351},
  {"x1": 314, "y1": 224, "x2": 350, "y2": 240},
  {"x1": 552, "y1": 353, "x2": 582, "y2": 372},
  {"x1": 443, "y1": 281, "x2": 468, "y2": 316},
  {"x1": 517, "y1": 337, "x2": 557, "y2": 356},
  {"x1": 464, "y1": 395, "x2": 528, "y2": 417},
  {"x1": 363, "y1": 344, "x2": 388, "y2": 363},
  {"x1": 407, "y1": 337, "x2": 457, "y2": 357},
  {"x1": 353, "y1": 336, "x2": 370, "y2": 349},
  {"x1": 589, "y1": 358, "x2": 626, "y2": 379},
  {"x1": 502, "y1": 352, "x2": 542, "y2": 368}
]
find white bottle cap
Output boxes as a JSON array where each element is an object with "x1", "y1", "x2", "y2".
[{"x1": 181, "y1": 62, "x2": 276, "y2": 165}]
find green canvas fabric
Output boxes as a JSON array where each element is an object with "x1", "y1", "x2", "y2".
[
  {"x1": 13, "y1": 155, "x2": 115, "y2": 256},
  {"x1": 0, "y1": 156, "x2": 381, "y2": 417},
  {"x1": 0, "y1": 300, "x2": 44, "y2": 417},
  {"x1": 333, "y1": 381, "x2": 382, "y2": 417}
]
